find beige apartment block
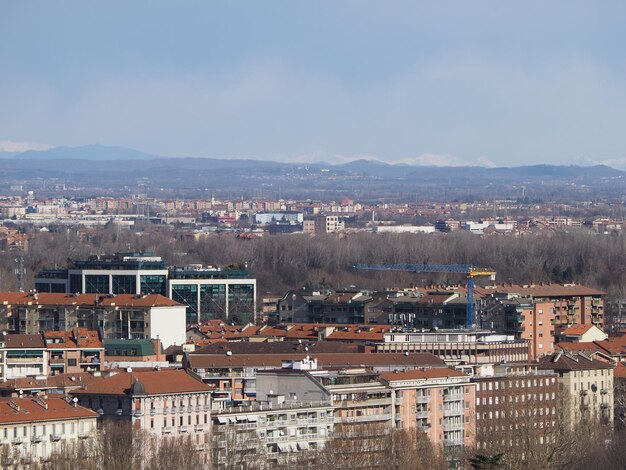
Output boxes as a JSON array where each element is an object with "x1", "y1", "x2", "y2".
[
  {"x1": 539, "y1": 351, "x2": 614, "y2": 427},
  {"x1": 0, "y1": 396, "x2": 98, "y2": 465}
]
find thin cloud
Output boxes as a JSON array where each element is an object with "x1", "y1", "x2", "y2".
[{"x1": 0, "y1": 140, "x2": 54, "y2": 153}]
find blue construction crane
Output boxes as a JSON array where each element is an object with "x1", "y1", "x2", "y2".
[{"x1": 352, "y1": 263, "x2": 496, "y2": 328}]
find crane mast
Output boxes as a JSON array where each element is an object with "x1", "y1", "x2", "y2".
[{"x1": 352, "y1": 263, "x2": 496, "y2": 328}]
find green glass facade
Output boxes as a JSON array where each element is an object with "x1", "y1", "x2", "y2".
[
  {"x1": 172, "y1": 284, "x2": 198, "y2": 323},
  {"x1": 85, "y1": 275, "x2": 109, "y2": 294},
  {"x1": 112, "y1": 275, "x2": 136, "y2": 294},
  {"x1": 140, "y1": 275, "x2": 167, "y2": 295}
]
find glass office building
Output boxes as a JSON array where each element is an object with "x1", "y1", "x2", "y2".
[{"x1": 35, "y1": 252, "x2": 256, "y2": 324}]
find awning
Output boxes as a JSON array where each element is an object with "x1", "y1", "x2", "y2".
[
  {"x1": 247, "y1": 415, "x2": 258, "y2": 422},
  {"x1": 6, "y1": 350, "x2": 43, "y2": 357},
  {"x1": 298, "y1": 442, "x2": 309, "y2": 450},
  {"x1": 277, "y1": 443, "x2": 290, "y2": 452},
  {"x1": 235, "y1": 415, "x2": 247, "y2": 421},
  {"x1": 216, "y1": 416, "x2": 228, "y2": 424},
  {"x1": 289, "y1": 443, "x2": 298, "y2": 452}
]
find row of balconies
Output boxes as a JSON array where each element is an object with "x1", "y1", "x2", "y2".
[
  {"x1": 158, "y1": 404, "x2": 210, "y2": 415},
  {"x1": 5, "y1": 434, "x2": 64, "y2": 445},
  {"x1": 161, "y1": 425, "x2": 204, "y2": 435},
  {"x1": 336, "y1": 413, "x2": 392, "y2": 423}
]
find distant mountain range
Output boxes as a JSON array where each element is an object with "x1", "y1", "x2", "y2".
[
  {"x1": 1, "y1": 144, "x2": 622, "y2": 178},
  {"x1": 1, "y1": 144, "x2": 623, "y2": 199}
]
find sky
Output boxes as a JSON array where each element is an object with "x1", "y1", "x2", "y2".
[{"x1": 1, "y1": 1, "x2": 626, "y2": 168}]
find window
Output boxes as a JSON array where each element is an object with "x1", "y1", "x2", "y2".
[{"x1": 68, "y1": 359, "x2": 77, "y2": 366}]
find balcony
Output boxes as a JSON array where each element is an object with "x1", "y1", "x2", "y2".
[
  {"x1": 133, "y1": 410, "x2": 143, "y2": 417},
  {"x1": 297, "y1": 417, "x2": 319, "y2": 424},
  {"x1": 6, "y1": 357, "x2": 44, "y2": 364},
  {"x1": 443, "y1": 393, "x2": 463, "y2": 402},
  {"x1": 336, "y1": 413, "x2": 392, "y2": 423},
  {"x1": 601, "y1": 389, "x2": 608, "y2": 395},
  {"x1": 50, "y1": 357, "x2": 65, "y2": 364},
  {"x1": 416, "y1": 411, "x2": 429, "y2": 419},
  {"x1": 600, "y1": 403, "x2": 610, "y2": 410},
  {"x1": 416, "y1": 395, "x2": 429, "y2": 404},
  {"x1": 444, "y1": 407, "x2": 463, "y2": 416},
  {"x1": 50, "y1": 435, "x2": 62, "y2": 442},
  {"x1": 194, "y1": 425, "x2": 204, "y2": 432},
  {"x1": 150, "y1": 408, "x2": 157, "y2": 415},
  {"x1": 163, "y1": 407, "x2": 170, "y2": 414},
  {"x1": 337, "y1": 398, "x2": 391, "y2": 408},
  {"x1": 266, "y1": 420, "x2": 288, "y2": 428},
  {"x1": 443, "y1": 438, "x2": 464, "y2": 447},
  {"x1": 78, "y1": 432, "x2": 90, "y2": 439},
  {"x1": 580, "y1": 390, "x2": 588, "y2": 396},
  {"x1": 12, "y1": 437, "x2": 24, "y2": 445},
  {"x1": 31, "y1": 435, "x2": 43, "y2": 443},
  {"x1": 444, "y1": 422, "x2": 465, "y2": 431},
  {"x1": 179, "y1": 426, "x2": 188, "y2": 433},
  {"x1": 162, "y1": 427, "x2": 173, "y2": 435},
  {"x1": 266, "y1": 435, "x2": 288, "y2": 443}
]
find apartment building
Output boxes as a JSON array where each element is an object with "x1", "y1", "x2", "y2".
[
  {"x1": 485, "y1": 283, "x2": 605, "y2": 328},
  {"x1": 72, "y1": 369, "x2": 213, "y2": 448},
  {"x1": 2, "y1": 334, "x2": 47, "y2": 380},
  {"x1": 184, "y1": 347, "x2": 446, "y2": 405},
  {"x1": 211, "y1": 400, "x2": 334, "y2": 467},
  {"x1": 0, "y1": 396, "x2": 98, "y2": 465},
  {"x1": 44, "y1": 328, "x2": 103, "y2": 375},
  {"x1": 376, "y1": 330, "x2": 529, "y2": 364},
  {"x1": 538, "y1": 351, "x2": 614, "y2": 427},
  {"x1": 380, "y1": 368, "x2": 475, "y2": 454},
  {"x1": 313, "y1": 215, "x2": 343, "y2": 233},
  {"x1": 34, "y1": 252, "x2": 257, "y2": 324},
  {"x1": 472, "y1": 363, "x2": 559, "y2": 452},
  {"x1": 482, "y1": 296, "x2": 556, "y2": 360},
  {"x1": 0, "y1": 292, "x2": 186, "y2": 347}
]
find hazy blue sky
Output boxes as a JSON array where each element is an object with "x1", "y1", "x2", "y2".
[{"x1": 2, "y1": 1, "x2": 626, "y2": 167}]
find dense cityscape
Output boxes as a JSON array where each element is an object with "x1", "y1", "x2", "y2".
[{"x1": 4, "y1": 2, "x2": 626, "y2": 469}]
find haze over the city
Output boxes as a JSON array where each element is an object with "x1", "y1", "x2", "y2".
[{"x1": 2, "y1": 1, "x2": 626, "y2": 168}]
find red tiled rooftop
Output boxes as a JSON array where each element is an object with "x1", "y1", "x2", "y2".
[
  {"x1": 560, "y1": 324, "x2": 596, "y2": 336},
  {"x1": 72, "y1": 369, "x2": 212, "y2": 396},
  {"x1": 0, "y1": 397, "x2": 98, "y2": 424}
]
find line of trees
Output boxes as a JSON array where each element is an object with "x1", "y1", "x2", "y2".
[{"x1": 6, "y1": 226, "x2": 626, "y2": 295}]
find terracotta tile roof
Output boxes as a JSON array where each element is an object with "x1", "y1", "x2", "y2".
[
  {"x1": 0, "y1": 292, "x2": 181, "y2": 308},
  {"x1": 98, "y1": 294, "x2": 181, "y2": 308},
  {"x1": 325, "y1": 330, "x2": 384, "y2": 341},
  {"x1": 194, "y1": 341, "x2": 366, "y2": 356},
  {"x1": 187, "y1": 352, "x2": 445, "y2": 369},
  {"x1": 614, "y1": 362, "x2": 626, "y2": 379},
  {"x1": 380, "y1": 368, "x2": 467, "y2": 382},
  {"x1": 560, "y1": 324, "x2": 595, "y2": 336},
  {"x1": 4, "y1": 334, "x2": 46, "y2": 349},
  {"x1": 0, "y1": 397, "x2": 98, "y2": 424},
  {"x1": 72, "y1": 370, "x2": 212, "y2": 396},
  {"x1": 0, "y1": 372, "x2": 97, "y2": 391},
  {"x1": 595, "y1": 335, "x2": 626, "y2": 355},
  {"x1": 44, "y1": 328, "x2": 103, "y2": 349}
]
